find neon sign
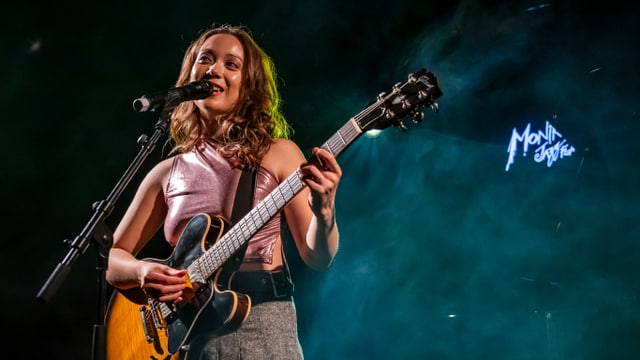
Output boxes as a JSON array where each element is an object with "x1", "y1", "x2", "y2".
[{"x1": 505, "y1": 121, "x2": 575, "y2": 171}]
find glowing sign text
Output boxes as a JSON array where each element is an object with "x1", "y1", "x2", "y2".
[{"x1": 505, "y1": 121, "x2": 575, "y2": 171}]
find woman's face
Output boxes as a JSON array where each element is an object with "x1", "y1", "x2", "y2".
[{"x1": 191, "y1": 33, "x2": 244, "y2": 119}]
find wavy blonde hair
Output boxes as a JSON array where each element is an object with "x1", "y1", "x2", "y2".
[{"x1": 168, "y1": 24, "x2": 291, "y2": 169}]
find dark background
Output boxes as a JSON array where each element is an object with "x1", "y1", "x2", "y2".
[{"x1": 3, "y1": 0, "x2": 639, "y2": 359}]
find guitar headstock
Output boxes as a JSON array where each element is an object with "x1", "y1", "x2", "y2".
[{"x1": 356, "y1": 68, "x2": 442, "y2": 132}]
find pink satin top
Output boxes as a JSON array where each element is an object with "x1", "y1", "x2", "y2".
[{"x1": 164, "y1": 141, "x2": 281, "y2": 264}]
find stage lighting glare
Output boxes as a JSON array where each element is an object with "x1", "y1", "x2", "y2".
[{"x1": 365, "y1": 129, "x2": 382, "y2": 138}]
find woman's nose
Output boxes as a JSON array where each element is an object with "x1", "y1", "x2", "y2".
[{"x1": 206, "y1": 63, "x2": 222, "y2": 77}]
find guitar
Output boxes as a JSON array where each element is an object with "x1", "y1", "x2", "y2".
[{"x1": 105, "y1": 68, "x2": 442, "y2": 359}]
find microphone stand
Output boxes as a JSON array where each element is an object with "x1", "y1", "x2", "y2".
[{"x1": 36, "y1": 107, "x2": 174, "y2": 360}]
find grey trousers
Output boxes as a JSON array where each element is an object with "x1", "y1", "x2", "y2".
[{"x1": 189, "y1": 300, "x2": 304, "y2": 360}]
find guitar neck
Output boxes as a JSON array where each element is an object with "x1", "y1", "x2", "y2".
[
  {"x1": 319, "y1": 118, "x2": 364, "y2": 157},
  {"x1": 187, "y1": 67, "x2": 442, "y2": 283},
  {"x1": 191, "y1": 118, "x2": 365, "y2": 281}
]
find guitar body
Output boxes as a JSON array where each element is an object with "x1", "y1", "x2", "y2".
[
  {"x1": 106, "y1": 291, "x2": 177, "y2": 360},
  {"x1": 105, "y1": 213, "x2": 251, "y2": 360}
]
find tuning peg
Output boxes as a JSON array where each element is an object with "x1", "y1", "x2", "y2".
[
  {"x1": 396, "y1": 120, "x2": 408, "y2": 131},
  {"x1": 408, "y1": 72, "x2": 418, "y2": 83},
  {"x1": 384, "y1": 108, "x2": 396, "y2": 119},
  {"x1": 412, "y1": 110, "x2": 424, "y2": 124},
  {"x1": 377, "y1": 92, "x2": 386, "y2": 102},
  {"x1": 430, "y1": 102, "x2": 439, "y2": 113}
]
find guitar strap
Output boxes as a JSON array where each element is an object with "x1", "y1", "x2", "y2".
[
  {"x1": 223, "y1": 167, "x2": 256, "y2": 274},
  {"x1": 217, "y1": 166, "x2": 294, "y2": 296},
  {"x1": 218, "y1": 167, "x2": 294, "y2": 285}
]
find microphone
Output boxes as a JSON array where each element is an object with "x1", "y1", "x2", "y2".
[{"x1": 132, "y1": 79, "x2": 213, "y2": 112}]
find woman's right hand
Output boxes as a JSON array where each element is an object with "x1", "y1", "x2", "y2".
[{"x1": 138, "y1": 261, "x2": 188, "y2": 304}]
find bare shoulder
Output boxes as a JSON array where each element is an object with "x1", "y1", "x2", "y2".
[
  {"x1": 262, "y1": 138, "x2": 306, "y2": 181},
  {"x1": 142, "y1": 156, "x2": 174, "y2": 190},
  {"x1": 150, "y1": 156, "x2": 174, "y2": 177},
  {"x1": 269, "y1": 138, "x2": 305, "y2": 158}
]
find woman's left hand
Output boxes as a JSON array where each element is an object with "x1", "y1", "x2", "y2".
[{"x1": 300, "y1": 147, "x2": 342, "y2": 227}]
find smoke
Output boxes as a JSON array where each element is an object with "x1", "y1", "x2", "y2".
[{"x1": 292, "y1": 1, "x2": 640, "y2": 359}]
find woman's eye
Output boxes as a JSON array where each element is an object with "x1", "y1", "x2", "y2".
[
  {"x1": 196, "y1": 55, "x2": 212, "y2": 63},
  {"x1": 226, "y1": 61, "x2": 239, "y2": 69}
]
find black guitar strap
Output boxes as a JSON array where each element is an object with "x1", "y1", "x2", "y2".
[
  {"x1": 218, "y1": 166, "x2": 294, "y2": 294},
  {"x1": 224, "y1": 167, "x2": 256, "y2": 273}
]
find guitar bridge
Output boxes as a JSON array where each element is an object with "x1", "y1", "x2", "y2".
[
  {"x1": 138, "y1": 305, "x2": 155, "y2": 343},
  {"x1": 137, "y1": 303, "x2": 171, "y2": 356},
  {"x1": 148, "y1": 299, "x2": 166, "y2": 330}
]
